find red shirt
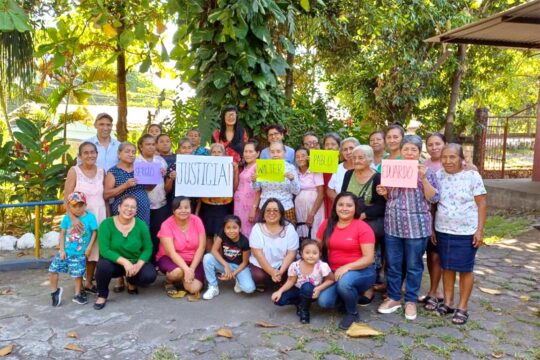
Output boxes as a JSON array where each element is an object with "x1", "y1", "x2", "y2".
[{"x1": 316, "y1": 219, "x2": 375, "y2": 271}]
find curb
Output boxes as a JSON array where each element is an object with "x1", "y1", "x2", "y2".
[{"x1": 0, "y1": 258, "x2": 51, "y2": 272}]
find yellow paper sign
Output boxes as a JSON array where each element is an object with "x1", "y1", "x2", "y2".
[
  {"x1": 309, "y1": 149, "x2": 339, "y2": 173},
  {"x1": 256, "y1": 159, "x2": 285, "y2": 182}
]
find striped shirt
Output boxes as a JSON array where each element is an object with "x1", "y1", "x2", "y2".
[{"x1": 384, "y1": 169, "x2": 440, "y2": 238}]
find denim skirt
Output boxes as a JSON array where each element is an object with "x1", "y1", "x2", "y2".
[{"x1": 436, "y1": 231, "x2": 478, "y2": 272}]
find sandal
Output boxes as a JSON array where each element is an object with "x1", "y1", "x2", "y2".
[
  {"x1": 436, "y1": 303, "x2": 455, "y2": 316},
  {"x1": 424, "y1": 296, "x2": 442, "y2": 311},
  {"x1": 452, "y1": 309, "x2": 469, "y2": 325}
]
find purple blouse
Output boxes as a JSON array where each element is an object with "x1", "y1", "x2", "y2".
[{"x1": 384, "y1": 169, "x2": 440, "y2": 238}]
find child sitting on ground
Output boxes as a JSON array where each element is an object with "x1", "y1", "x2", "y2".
[
  {"x1": 271, "y1": 239, "x2": 335, "y2": 324},
  {"x1": 202, "y1": 215, "x2": 255, "y2": 299},
  {"x1": 49, "y1": 192, "x2": 97, "y2": 306}
]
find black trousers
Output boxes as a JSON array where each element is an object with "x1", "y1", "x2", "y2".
[
  {"x1": 96, "y1": 258, "x2": 157, "y2": 299},
  {"x1": 150, "y1": 205, "x2": 170, "y2": 264}
]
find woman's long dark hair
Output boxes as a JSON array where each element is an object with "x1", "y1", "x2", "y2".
[
  {"x1": 218, "y1": 105, "x2": 245, "y2": 156},
  {"x1": 322, "y1": 192, "x2": 360, "y2": 250}
]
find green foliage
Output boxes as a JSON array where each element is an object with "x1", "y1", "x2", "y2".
[
  {"x1": 484, "y1": 215, "x2": 531, "y2": 244},
  {"x1": 162, "y1": 96, "x2": 200, "y2": 147},
  {"x1": 171, "y1": 0, "x2": 314, "y2": 137},
  {"x1": 11, "y1": 117, "x2": 71, "y2": 202}
]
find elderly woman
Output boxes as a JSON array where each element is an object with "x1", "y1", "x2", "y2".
[
  {"x1": 260, "y1": 124, "x2": 295, "y2": 165},
  {"x1": 157, "y1": 196, "x2": 206, "y2": 297},
  {"x1": 340, "y1": 145, "x2": 386, "y2": 302},
  {"x1": 327, "y1": 137, "x2": 360, "y2": 203},
  {"x1": 104, "y1": 142, "x2": 150, "y2": 225},
  {"x1": 212, "y1": 105, "x2": 248, "y2": 163},
  {"x1": 294, "y1": 147, "x2": 324, "y2": 237},
  {"x1": 316, "y1": 192, "x2": 376, "y2": 330},
  {"x1": 94, "y1": 196, "x2": 157, "y2": 310},
  {"x1": 434, "y1": 144, "x2": 487, "y2": 325},
  {"x1": 249, "y1": 198, "x2": 299, "y2": 292},
  {"x1": 253, "y1": 141, "x2": 300, "y2": 223},
  {"x1": 376, "y1": 135, "x2": 440, "y2": 321}
]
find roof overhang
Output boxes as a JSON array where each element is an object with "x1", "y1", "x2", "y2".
[{"x1": 425, "y1": 0, "x2": 540, "y2": 50}]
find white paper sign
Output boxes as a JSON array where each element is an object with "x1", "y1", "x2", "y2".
[{"x1": 174, "y1": 155, "x2": 233, "y2": 197}]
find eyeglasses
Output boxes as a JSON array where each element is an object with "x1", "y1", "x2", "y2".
[
  {"x1": 303, "y1": 141, "x2": 319, "y2": 146},
  {"x1": 122, "y1": 205, "x2": 137, "y2": 210},
  {"x1": 268, "y1": 132, "x2": 281, "y2": 137},
  {"x1": 265, "y1": 209, "x2": 280, "y2": 214}
]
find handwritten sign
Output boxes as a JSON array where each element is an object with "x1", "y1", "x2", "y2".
[
  {"x1": 134, "y1": 161, "x2": 163, "y2": 185},
  {"x1": 175, "y1": 155, "x2": 233, "y2": 197},
  {"x1": 380, "y1": 159, "x2": 418, "y2": 188},
  {"x1": 256, "y1": 159, "x2": 285, "y2": 182},
  {"x1": 309, "y1": 150, "x2": 339, "y2": 173}
]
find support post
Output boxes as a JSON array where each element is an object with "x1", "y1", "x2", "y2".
[
  {"x1": 473, "y1": 107, "x2": 489, "y2": 175},
  {"x1": 34, "y1": 206, "x2": 40, "y2": 258},
  {"x1": 533, "y1": 86, "x2": 540, "y2": 182}
]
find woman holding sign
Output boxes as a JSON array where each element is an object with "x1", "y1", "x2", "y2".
[
  {"x1": 376, "y1": 135, "x2": 439, "y2": 321},
  {"x1": 136, "y1": 134, "x2": 168, "y2": 264},
  {"x1": 375, "y1": 124, "x2": 404, "y2": 173},
  {"x1": 322, "y1": 133, "x2": 341, "y2": 218},
  {"x1": 294, "y1": 147, "x2": 324, "y2": 238},
  {"x1": 327, "y1": 137, "x2": 360, "y2": 203},
  {"x1": 104, "y1": 142, "x2": 150, "y2": 226},
  {"x1": 212, "y1": 105, "x2": 248, "y2": 163},
  {"x1": 253, "y1": 141, "x2": 300, "y2": 223},
  {"x1": 234, "y1": 140, "x2": 260, "y2": 237}
]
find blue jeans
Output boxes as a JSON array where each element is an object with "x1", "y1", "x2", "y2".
[
  {"x1": 275, "y1": 283, "x2": 315, "y2": 306},
  {"x1": 318, "y1": 266, "x2": 376, "y2": 314},
  {"x1": 385, "y1": 234, "x2": 428, "y2": 303},
  {"x1": 203, "y1": 253, "x2": 256, "y2": 293}
]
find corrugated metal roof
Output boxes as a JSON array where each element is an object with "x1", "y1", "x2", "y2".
[{"x1": 425, "y1": 0, "x2": 540, "y2": 49}]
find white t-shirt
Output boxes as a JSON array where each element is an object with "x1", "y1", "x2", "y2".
[
  {"x1": 435, "y1": 169, "x2": 487, "y2": 235},
  {"x1": 249, "y1": 223, "x2": 299, "y2": 269},
  {"x1": 328, "y1": 163, "x2": 347, "y2": 192}
]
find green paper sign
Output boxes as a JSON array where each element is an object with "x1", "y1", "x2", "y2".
[
  {"x1": 309, "y1": 150, "x2": 339, "y2": 173},
  {"x1": 256, "y1": 159, "x2": 285, "y2": 182}
]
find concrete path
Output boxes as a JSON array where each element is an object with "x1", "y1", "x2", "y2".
[{"x1": 0, "y1": 230, "x2": 538, "y2": 360}]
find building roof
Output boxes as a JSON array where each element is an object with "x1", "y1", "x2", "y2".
[{"x1": 425, "y1": 0, "x2": 540, "y2": 49}]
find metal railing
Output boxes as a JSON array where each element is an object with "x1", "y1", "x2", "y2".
[{"x1": 0, "y1": 200, "x2": 64, "y2": 258}]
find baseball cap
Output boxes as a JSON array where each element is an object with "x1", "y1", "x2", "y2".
[{"x1": 67, "y1": 192, "x2": 87, "y2": 205}]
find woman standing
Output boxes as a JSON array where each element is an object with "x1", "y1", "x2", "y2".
[
  {"x1": 249, "y1": 199, "x2": 299, "y2": 291},
  {"x1": 157, "y1": 196, "x2": 206, "y2": 296},
  {"x1": 64, "y1": 142, "x2": 107, "y2": 293},
  {"x1": 253, "y1": 141, "x2": 300, "y2": 223},
  {"x1": 294, "y1": 147, "x2": 324, "y2": 237},
  {"x1": 376, "y1": 135, "x2": 439, "y2": 321},
  {"x1": 136, "y1": 134, "x2": 169, "y2": 263},
  {"x1": 164, "y1": 138, "x2": 195, "y2": 211},
  {"x1": 327, "y1": 137, "x2": 360, "y2": 203},
  {"x1": 104, "y1": 142, "x2": 150, "y2": 226},
  {"x1": 156, "y1": 134, "x2": 176, "y2": 169},
  {"x1": 212, "y1": 105, "x2": 248, "y2": 163},
  {"x1": 434, "y1": 144, "x2": 487, "y2": 325},
  {"x1": 322, "y1": 133, "x2": 341, "y2": 218},
  {"x1": 234, "y1": 140, "x2": 260, "y2": 237},
  {"x1": 368, "y1": 131, "x2": 386, "y2": 171},
  {"x1": 94, "y1": 196, "x2": 157, "y2": 310},
  {"x1": 316, "y1": 192, "x2": 376, "y2": 330},
  {"x1": 376, "y1": 124, "x2": 404, "y2": 173}
]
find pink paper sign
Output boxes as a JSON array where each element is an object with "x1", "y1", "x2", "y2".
[{"x1": 380, "y1": 159, "x2": 418, "y2": 188}]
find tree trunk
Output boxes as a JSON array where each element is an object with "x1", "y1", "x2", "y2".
[
  {"x1": 116, "y1": 49, "x2": 128, "y2": 141},
  {"x1": 284, "y1": 51, "x2": 294, "y2": 106},
  {"x1": 444, "y1": 44, "x2": 467, "y2": 142},
  {"x1": 0, "y1": 80, "x2": 14, "y2": 142}
]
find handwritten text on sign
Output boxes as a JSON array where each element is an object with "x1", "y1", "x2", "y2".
[
  {"x1": 256, "y1": 159, "x2": 285, "y2": 182},
  {"x1": 134, "y1": 161, "x2": 163, "y2": 185},
  {"x1": 309, "y1": 150, "x2": 339, "y2": 173},
  {"x1": 175, "y1": 155, "x2": 233, "y2": 197},
  {"x1": 380, "y1": 159, "x2": 418, "y2": 188}
]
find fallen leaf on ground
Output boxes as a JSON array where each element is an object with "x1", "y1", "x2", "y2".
[
  {"x1": 66, "y1": 331, "x2": 79, "y2": 338},
  {"x1": 0, "y1": 288, "x2": 14, "y2": 296},
  {"x1": 0, "y1": 345, "x2": 13, "y2": 356},
  {"x1": 216, "y1": 328, "x2": 233, "y2": 338},
  {"x1": 255, "y1": 320, "x2": 278, "y2": 328},
  {"x1": 346, "y1": 323, "x2": 382, "y2": 337},
  {"x1": 479, "y1": 287, "x2": 502, "y2": 295},
  {"x1": 168, "y1": 290, "x2": 186, "y2": 299},
  {"x1": 491, "y1": 350, "x2": 504, "y2": 358},
  {"x1": 16, "y1": 252, "x2": 26, "y2": 257},
  {"x1": 279, "y1": 347, "x2": 292, "y2": 354},
  {"x1": 64, "y1": 343, "x2": 85, "y2": 352},
  {"x1": 520, "y1": 295, "x2": 530, "y2": 302},
  {"x1": 187, "y1": 292, "x2": 201, "y2": 302}
]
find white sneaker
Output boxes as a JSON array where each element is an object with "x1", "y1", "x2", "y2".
[
  {"x1": 234, "y1": 280, "x2": 242, "y2": 293},
  {"x1": 377, "y1": 298, "x2": 402, "y2": 314},
  {"x1": 202, "y1": 285, "x2": 219, "y2": 300},
  {"x1": 404, "y1": 302, "x2": 417, "y2": 320}
]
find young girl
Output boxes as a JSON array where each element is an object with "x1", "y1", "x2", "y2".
[
  {"x1": 196, "y1": 143, "x2": 239, "y2": 251},
  {"x1": 271, "y1": 239, "x2": 335, "y2": 324},
  {"x1": 234, "y1": 139, "x2": 260, "y2": 237},
  {"x1": 202, "y1": 215, "x2": 255, "y2": 299}
]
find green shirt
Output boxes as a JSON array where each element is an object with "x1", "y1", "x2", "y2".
[
  {"x1": 347, "y1": 175, "x2": 373, "y2": 205},
  {"x1": 376, "y1": 154, "x2": 402, "y2": 173},
  {"x1": 98, "y1": 217, "x2": 152, "y2": 264}
]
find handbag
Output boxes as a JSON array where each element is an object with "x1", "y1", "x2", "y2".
[{"x1": 356, "y1": 175, "x2": 385, "y2": 238}]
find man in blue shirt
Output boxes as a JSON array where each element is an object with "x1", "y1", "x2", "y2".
[{"x1": 85, "y1": 113, "x2": 120, "y2": 171}]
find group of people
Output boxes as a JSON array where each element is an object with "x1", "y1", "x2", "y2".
[{"x1": 48, "y1": 106, "x2": 487, "y2": 330}]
